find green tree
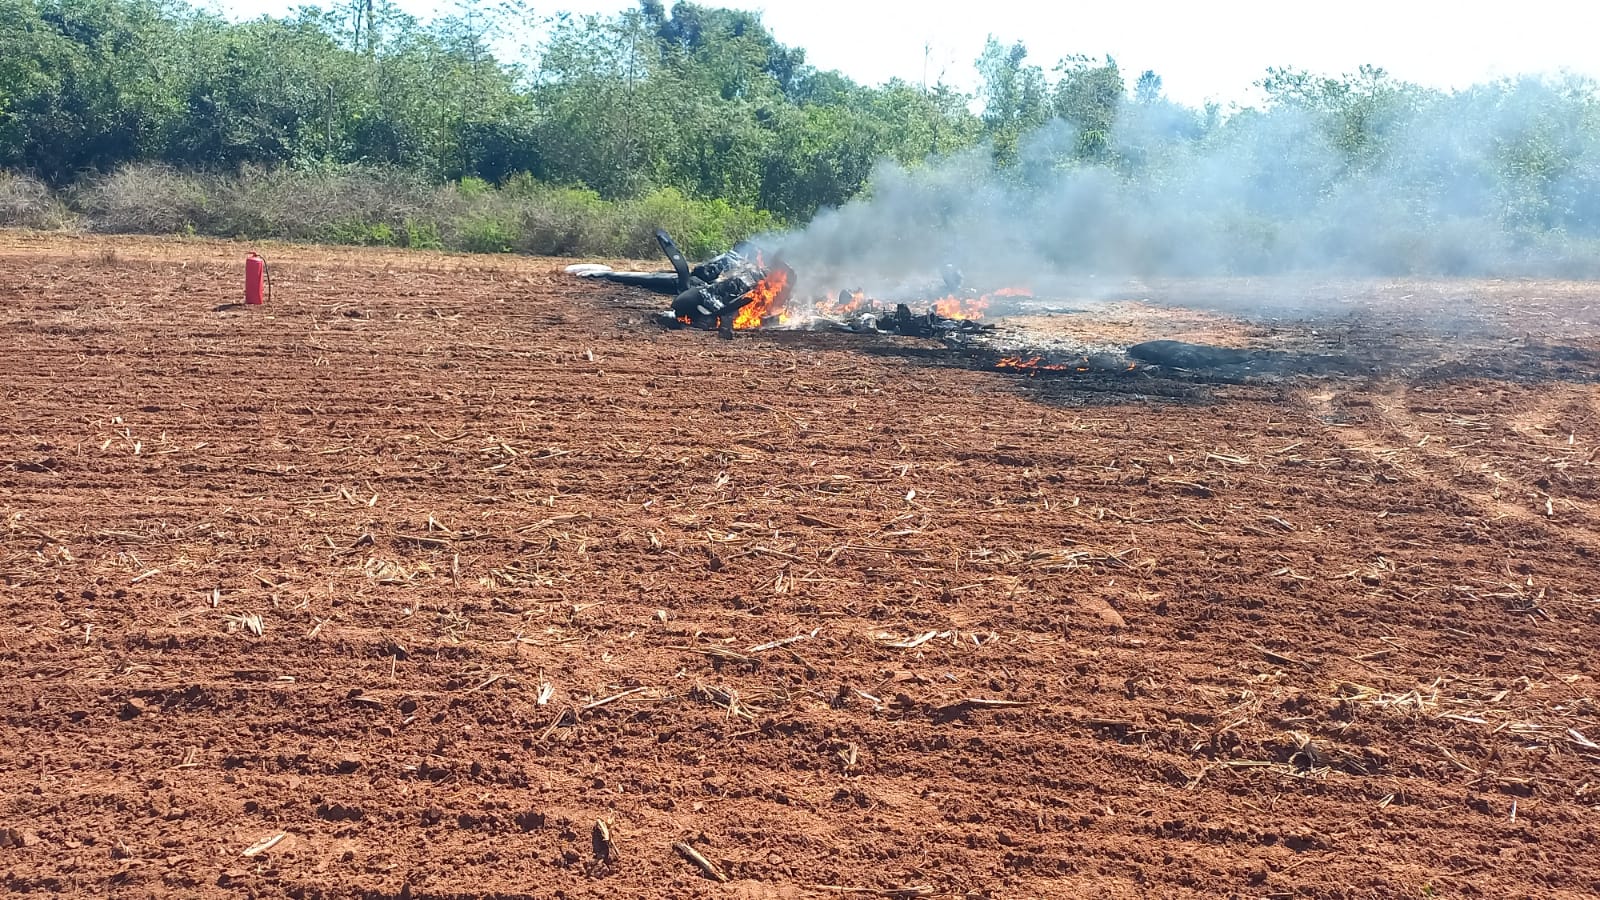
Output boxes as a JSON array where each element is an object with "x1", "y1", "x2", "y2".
[
  {"x1": 530, "y1": 10, "x2": 676, "y2": 196},
  {"x1": 976, "y1": 36, "x2": 1048, "y2": 165},
  {"x1": 1259, "y1": 63, "x2": 1418, "y2": 171},
  {"x1": 1052, "y1": 54, "x2": 1123, "y2": 162},
  {"x1": 0, "y1": 0, "x2": 186, "y2": 180}
]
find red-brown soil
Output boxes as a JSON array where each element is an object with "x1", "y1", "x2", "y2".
[{"x1": 2, "y1": 232, "x2": 1599, "y2": 899}]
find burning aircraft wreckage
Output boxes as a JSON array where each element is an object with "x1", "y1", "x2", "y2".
[
  {"x1": 567, "y1": 229, "x2": 1300, "y2": 380},
  {"x1": 568, "y1": 229, "x2": 1004, "y2": 339}
]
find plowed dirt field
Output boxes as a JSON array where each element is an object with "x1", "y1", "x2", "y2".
[{"x1": 3, "y1": 232, "x2": 1599, "y2": 899}]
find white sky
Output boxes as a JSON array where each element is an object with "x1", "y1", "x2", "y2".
[{"x1": 222, "y1": 0, "x2": 1600, "y2": 107}]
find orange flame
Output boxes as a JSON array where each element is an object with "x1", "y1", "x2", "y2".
[
  {"x1": 931, "y1": 294, "x2": 989, "y2": 320},
  {"x1": 805, "y1": 289, "x2": 871, "y2": 319},
  {"x1": 928, "y1": 287, "x2": 1028, "y2": 321},
  {"x1": 824, "y1": 289, "x2": 868, "y2": 317},
  {"x1": 995, "y1": 355, "x2": 1070, "y2": 373},
  {"x1": 726, "y1": 279, "x2": 1027, "y2": 329},
  {"x1": 994, "y1": 355, "x2": 1141, "y2": 375},
  {"x1": 733, "y1": 265, "x2": 793, "y2": 330}
]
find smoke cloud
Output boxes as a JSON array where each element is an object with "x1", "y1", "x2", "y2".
[{"x1": 770, "y1": 74, "x2": 1600, "y2": 297}]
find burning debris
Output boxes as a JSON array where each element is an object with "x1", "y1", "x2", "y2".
[
  {"x1": 567, "y1": 234, "x2": 1355, "y2": 383},
  {"x1": 567, "y1": 230, "x2": 778, "y2": 336},
  {"x1": 994, "y1": 353, "x2": 1144, "y2": 376},
  {"x1": 568, "y1": 229, "x2": 1006, "y2": 341}
]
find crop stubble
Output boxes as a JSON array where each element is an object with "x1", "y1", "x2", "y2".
[{"x1": 2, "y1": 233, "x2": 1599, "y2": 898}]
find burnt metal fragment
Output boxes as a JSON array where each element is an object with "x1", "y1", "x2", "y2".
[
  {"x1": 655, "y1": 228, "x2": 693, "y2": 291},
  {"x1": 597, "y1": 271, "x2": 684, "y2": 293}
]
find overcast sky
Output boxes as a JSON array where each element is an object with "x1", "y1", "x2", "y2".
[{"x1": 222, "y1": 0, "x2": 1600, "y2": 107}]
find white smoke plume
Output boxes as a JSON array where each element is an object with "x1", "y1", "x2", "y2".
[{"x1": 769, "y1": 74, "x2": 1600, "y2": 298}]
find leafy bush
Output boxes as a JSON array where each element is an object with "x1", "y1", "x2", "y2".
[
  {"x1": 326, "y1": 220, "x2": 398, "y2": 246},
  {"x1": 12, "y1": 164, "x2": 782, "y2": 259},
  {"x1": 456, "y1": 176, "x2": 493, "y2": 199},
  {"x1": 403, "y1": 218, "x2": 443, "y2": 250},
  {"x1": 508, "y1": 185, "x2": 612, "y2": 256},
  {"x1": 457, "y1": 217, "x2": 517, "y2": 254}
]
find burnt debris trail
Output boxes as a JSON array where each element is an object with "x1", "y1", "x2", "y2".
[{"x1": 575, "y1": 231, "x2": 1600, "y2": 392}]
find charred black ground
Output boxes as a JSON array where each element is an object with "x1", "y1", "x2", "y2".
[{"x1": 577, "y1": 233, "x2": 1600, "y2": 392}]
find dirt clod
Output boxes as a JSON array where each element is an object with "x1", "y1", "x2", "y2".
[{"x1": 2, "y1": 234, "x2": 1598, "y2": 897}]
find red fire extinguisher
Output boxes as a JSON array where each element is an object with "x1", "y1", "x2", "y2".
[{"x1": 245, "y1": 252, "x2": 270, "y2": 305}]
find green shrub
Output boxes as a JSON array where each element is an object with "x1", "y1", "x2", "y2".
[
  {"x1": 509, "y1": 185, "x2": 611, "y2": 255},
  {"x1": 35, "y1": 164, "x2": 780, "y2": 260},
  {"x1": 623, "y1": 187, "x2": 778, "y2": 258},
  {"x1": 403, "y1": 218, "x2": 442, "y2": 249},
  {"x1": 499, "y1": 172, "x2": 542, "y2": 198},
  {"x1": 458, "y1": 216, "x2": 516, "y2": 253},
  {"x1": 327, "y1": 220, "x2": 398, "y2": 245},
  {"x1": 457, "y1": 176, "x2": 493, "y2": 199}
]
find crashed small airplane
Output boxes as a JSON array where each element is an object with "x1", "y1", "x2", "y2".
[
  {"x1": 568, "y1": 229, "x2": 998, "y2": 342},
  {"x1": 567, "y1": 230, "x2": 786, "y2": 337}
]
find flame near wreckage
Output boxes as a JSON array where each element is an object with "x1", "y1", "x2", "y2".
[
  {"x1": 731, "y1": 275, "x2": 1028, "y2": 331},
  {"x1": 571, "y1": 230, "x2": 1152, "y2": 378}
]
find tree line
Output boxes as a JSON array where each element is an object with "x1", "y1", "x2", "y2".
[
  {"x1": 0, "y1": 0, "x2": 985, "y2": 221},
  {"x1": 2, "y1": 0, "x2": 1597, "y2": 265}
]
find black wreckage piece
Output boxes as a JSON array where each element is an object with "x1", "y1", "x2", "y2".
[
  {"x1": 669, "y1": 270, "x2": 763, "y2": 324},
  {"x1": 580, "y1": 229, "x2": 988, "y2": 342},
  {"x1": 597, "y1": 271, "x2": 685, "y2": 293},
  {"x1": 884, "y1": 303, "x2": 994, "y2": 340},
  {"x1": 587, "y1": 230, "x2": 760, "y2": 297},
  {"x1": 656, "y1": 229, "x2": 694, "y2": 291}
]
